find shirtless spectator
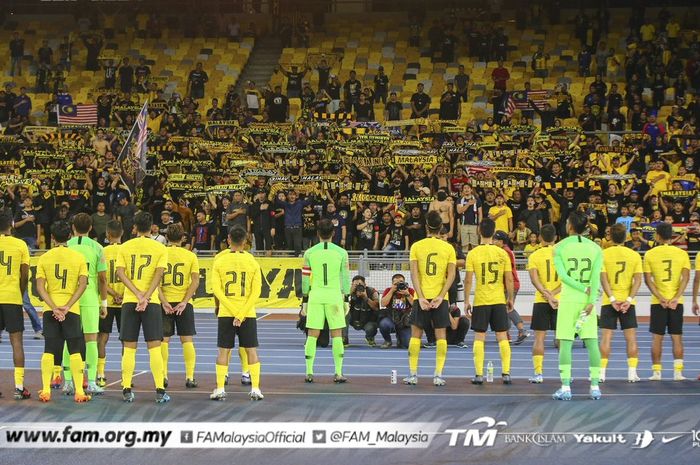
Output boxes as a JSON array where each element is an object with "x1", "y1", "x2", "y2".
[{"x1": 429, "y1": 189, "x2": 454, "y2": 237}]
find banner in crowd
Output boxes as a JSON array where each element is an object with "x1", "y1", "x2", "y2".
[
  {"x1": 25, "y1": 256, "x2": 304, "y2": 310},
  {"x1": 116, "y1": 101, "x2": 149, "y2": 198}
]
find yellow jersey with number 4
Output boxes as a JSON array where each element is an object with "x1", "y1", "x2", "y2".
[
  {"x1": 409, "y1": 236, "x2": 457, "y2": 300},
  {"x1": 0, "y1": 234, "x2": 30, "y2": 305},
  {"x1": 466, "y1": 244, "x2": 511, "y2": 306},
  {"x1": 643, "y1": 244, "x2": 690, "y2": 304},
  {"x1": 116, "y1": 236, "x2": 168, "y2": 305},
  {"x1": 601, "y1": 245, "x2": 643, "y2": 305},
  {"x1": 36, "y1": 246, "x2": 88, "y2": 314}
]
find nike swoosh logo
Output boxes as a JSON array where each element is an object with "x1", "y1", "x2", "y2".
[{"x1": 662, "y1": 435, "x2": 683, "y2": 444}]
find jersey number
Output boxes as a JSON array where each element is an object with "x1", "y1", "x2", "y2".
[
  {"x1": 566, "y1": 257, "x2": 592, "y2": 284},
  {"x1": 224, "y1": 271, "x2": 247, "y2": 297},
  {"x1": 109, "y1": 259, "x2": 121, "y2": 284},
  {"x1": 165, "y1": 263, "x2": 185, "y2": 287},
  {"x1": 662, "y1": 259, "x2": 673, "y2": 282},
  {"x1": 0, "y1": 251, "x2": 12, "y2": 275},
  {"x1": 614, "y1": 261, "x2": 626, "y2": 285},
  {"x1": 426, "y1": 253, "x2": 438, "y2": 276},
  {"x1": 480, "y1": 261, "x2": 499, "y2": 285},
  {"x1": 54, "y1": 264, "x2": 68, "y2": 289},
  {"x1": 544, "y1": 259, "x2": 559, "y2": 282},
  {"x1": 322, "y1": 263, "x2": 328, "y2": 286},
  {"x1": 130, "y1": 255, "x2": 152, "y2": 280}
]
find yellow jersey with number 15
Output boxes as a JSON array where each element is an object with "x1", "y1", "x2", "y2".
[
  {"x1": 601, "y1": 245, "x2": 643, "y2": 305},
  {"x1": 466, "y1": 244, "x2": 511, "y2": 306},
  {"x1": 643, "y1": 244, "x2": 690, "y2": 304},
  {"x1": 409, "y1": 236, "x2": 457, "y2": 300},
  {"x1": 116, "y1": 236, "x2": 168, "y2": 305}
]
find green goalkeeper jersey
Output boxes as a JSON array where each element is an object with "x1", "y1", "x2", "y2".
[
  {"x1": 67, "y1": 235, "x2": 107, "y2": 306},
  {"x1": 302, "y1": 241, "x2": 351, "y2": 304},
  {"x1": 553, "y1": 234, "x2": 603, "y2": 305}
]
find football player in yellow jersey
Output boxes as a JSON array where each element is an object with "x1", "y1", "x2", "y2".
[
  {"x1": 600, "y1": 223, "x2": 643, "y2": 383},
  {"x1": 116, "y1": 212, "x2": 170, "y2": 403},
  {"x1": 692, "y1": 247, "x2": 700, "y2": 381},
  {"x1": 465, "y1": 218, "x2": 514, "y2": 385},
  {"x1": 643, "y1": 223, "x2": 690, "y2": 381},
  {"x1": 0, "y1": 213, "x2": 31, "y2": 399},
  {"x1": 211, "y1": 226, "x2": 263, "y2": 401},
  {"x1": 35, "y1": 221, "x2": 90, "y2": 403},
  {"x1": 96, "y1": 220, "x2": 124, "y2": 387},
  {"x1": 526, "y1": 224, "x2": 561, "y2": 384},
  {"x1": 158, "y1": 224, "x2": 200, "y2": 389},
  {"x1": 404, "y1": 211, "x2": 456, "y2": 386}
]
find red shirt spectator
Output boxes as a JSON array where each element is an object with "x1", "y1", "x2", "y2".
[{"x1": 491, "y1": 62, "x2": 510, "y2": 91}]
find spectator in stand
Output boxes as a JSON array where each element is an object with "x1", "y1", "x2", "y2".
[
  {"x1": 188, "y1": 62, "x2": 209, "y2": 100},
  {"x1": 385, "y1": 92, "x2": 403, "y2": 121},
  {"x1": 279, "y1": 64, "x2": 307, "y2": 99},
  {"x1": 13, "y1": 87, "x2": 31, "y2": 119},
  {"x1": 491, "y1": 59, "x2": 510, "y2": 91},
  {"x1": 439, "y1": 82, "x2": 460, "y2": 120},
  {"x1": 37, "y1": 39, "x2": 52, "y2": 66},
  {"x1": 13, "y1": 197, "x2": 37, "y2": 249},
  {"x1": 374, "y1": 66, "x2": 389, "y2": 104},
  {"x1": 379, "y1": 274, "x2": 414, "y2": 349},
  {"x1": 9, "y1": 32, "x2": 24, "y2": 76},
  {"x1": 343, "y1": 70, "x2": 362, "y2": 112},
  {"x1": 531, "y1": 45, "x2": 549, "y2": 78},
  {"x1": 250, "y1": 190, "x2": 273, "y2": 253},
  {"x1": 578, "y1": 47, "x2": 592, "y2": 77},
  {"x1": 277, "y1": 190, "x2": 307, "y2": 256},
  {"x1": 454, "y1": 64, "x2": 470, "y2": 102},
  {"x1": 489, "y1": 193, "x2": 513, "y2": 234},
  {"x1": 191, "y1": 210, "x2": 216, "y2": 251},
  {"x1": 267, "y1": 86, "x2": 289, "y2": 123},
  {"x1": 118, "y1": 57, "x2": 134, "y2": 93},
  {"x1": 410, "y1": 83, "x2": 431, "y2": 120}
]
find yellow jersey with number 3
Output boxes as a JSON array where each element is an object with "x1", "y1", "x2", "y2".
[
  {"x1": 601, "y1": 245, "x2": 643, "y2": 305},
  {"x1": 162, "y1": 245, "x2": 200, "y2": 303},
  {"x1": 104, "y1": 244, "x2": 124, "y2": 307},
  {"x1": 643, "y1": 244, "x2": 690, "y2": 304},
  {"x1": 409, "y1": 236, "x2": 457, "y2": 300},
  {"x1": 36, "y1": 246, "x2": 88, "y2": 314},
  {"x1": 526, "y1": 245, "x2": 560, "y2": 304},
  {"x1": 212, "y1": 250, "x2": 261, "y2": 319},
  {"x1": 0, "y1": 234, "x2": 30, "y2": 305},
  {"x1": 466, "y1": 244, "x2": 511, "y2": 306},
  {"x1": 116, "y1": 236, "x2": 168, "y2": 305}
]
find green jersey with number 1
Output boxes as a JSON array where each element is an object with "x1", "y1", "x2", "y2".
[{"x1": 302, "y1": 241, "x2": 351, "y2": 304}]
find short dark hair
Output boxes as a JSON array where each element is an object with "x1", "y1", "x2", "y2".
[
  {"x1": 352, "y1": 275, "x2": 366, "y2": 283},
  {"x1": 228, "y1": 226, "x2": 248, "y2": 245},
  {"x1": 479, "y1": 218, "x2": 496, "y2": 238},
  {"x1": 567, "y1": 212, "x2": 588, "y2": 235},
  {"x1": 106, "y1": 220, "x2": 123, "y2": 238},
  {"x1": 391, "y1": 273, "x2": 405, "y2": 281},
  {"x1": 71, "y1": 212, "x2": 92, "y2": 234},
  {"x1": 134, "y1": 211, "x2": 153, "y2": 233},
  {"x1": 540, "y1": 224, "x2": 557, "y2": 243},
  {"x1": 51, "y1": 220, "x2": 72, "y2": 243},
  {"x1": 656, "y1": 222, "x2": 673, "y2": 241},
  {"x1": 426, "y1": 211, "x2": 442, "y2": 232},
  {"x1": 0, "y1": 213, "x2": 12, "y2": 232},
  {"x1": 317, "y1": 218, "x2": 335, "y2": 240},
  {"x1": 610, "y1": 223, "x2": 627, "y2": 244},
  {"x1": 166, "y1": 223, "x2": 184, "y2": 242}
]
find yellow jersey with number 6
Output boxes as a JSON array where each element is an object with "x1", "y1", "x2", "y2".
[
  {"x1": 643, "y1": 244, "x2": 690, "y2": 304},
  {"x1": 409, "y1": 236, "x2": 457, "y2": 300}
]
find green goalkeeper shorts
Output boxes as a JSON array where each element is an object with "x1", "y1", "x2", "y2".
[
  {"x1": 555, "y1": 299, "x2": 598, "y2": 341},
  {"x1": 80, "y1": 305, "x2": 100, "y2": 334},
  {"x1": 306, "y1": 301, "x2": 346, "y2": 331}
]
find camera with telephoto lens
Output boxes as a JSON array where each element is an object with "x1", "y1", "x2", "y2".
[
  {"x1": 354, "y1": 284, "x2": 366, "y2": 294},
  {"x1": 396, "y1": 282, "x2": 408, "y2": 291}
]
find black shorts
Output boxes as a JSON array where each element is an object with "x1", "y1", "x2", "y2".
[
  {"x1": 162, "y1": 303, "x2": 196, "y2": 337},
  {"x1": 43, "y1": 311, "x2": 83, "y2": 340},
  {"x1": 531, "y1": 302, "x2": 557, "y2": 331},
  {"x1": 410, "y1": 301, "x2": 450, "y2": 330},
  {"x1": 0, "y1": 304, "x2": 24, "y2": 333},
  {"x1": 599, "y1": 304, "x2": 638, "y2": 330},
  {"x1": 471, "y1": 304, "x2": 509, "y2": 333},
  {"x1": 120, "y1": 303, "x2": 163, "y2": 342},
  {"x1": 217, "y1": 317, "x2": 258, "y2": 349},
  {"x1": 99, "y1": 307, "x2": 122, "y2": 334},
  {"x1": 649, "y1": 303, "x2": 683, "y2": 335}
]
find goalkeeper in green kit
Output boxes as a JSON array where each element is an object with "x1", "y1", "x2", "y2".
[
  {"x1": 552, "y1": 212, "x2": 603, "y2": 401},
  {"x1": 301, "y1": 218, "x2": 351, "y2": 383}
]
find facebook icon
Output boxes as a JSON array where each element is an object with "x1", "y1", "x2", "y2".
[{"x1": 181, "y1": 431, "x2": 194, "y2": 444}]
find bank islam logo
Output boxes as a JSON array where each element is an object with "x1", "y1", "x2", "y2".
[{"x1": 445, "y1": 417, "x2": 507, "y2": 447}]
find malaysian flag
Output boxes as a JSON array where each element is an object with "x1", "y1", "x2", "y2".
[
  {"x1": 503, "y1": 93, "x2": 516, "y2": 120},
  {"x1": 117, "y1": 101, "x2": 149, "y2": 198},
  {"x1": 512, "y1": 89, "x2": 551, "y2": 110},
  {"x1": 57, "y1": 104, "x2": 98, "y2": 125}
]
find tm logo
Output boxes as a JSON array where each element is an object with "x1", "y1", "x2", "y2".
[{"x1": 446, "y1": 417, "x2": 508, "y2": 447}]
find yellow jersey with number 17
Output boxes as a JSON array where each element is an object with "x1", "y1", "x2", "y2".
[
  {"x1": 409, "y1": 236, "x2": 457, "y2": 300},
  {"x1": 35, "y1": 246, "x2": 88, "y2": 314},
  {"x1": 601, "y1": 245, "x2": 643, "y2": 305},
  {"x1": 116, "y1": 236, "x2": 168, "y2": 305},
  {"x1": 466, "y1": 244, "x2": 511, "y2": 306},
  {"x1": 526, "y1": 245, "x2": 560, "y2": 304},
  {"x1": 643, "y1": 244, "x2": 690, "y2": 304},
  {"x1": 0, "y1": 234, "x2": 30, "y2": 305}
]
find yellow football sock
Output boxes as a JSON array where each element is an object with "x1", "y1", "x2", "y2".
[
  {"x1": 70, "y1": 354, "x2": 85, "y2": 396},
  {"x1": 41, "y1": 354, "x2": 54, "y2": 393},
  {"x1": 674, "y1": 359, "x2": 684, "y2": 371},
  {"x1": 122, "y1": 347, "x2": 137, "y2": 389},
  {"x1": 183, "y1": 342, "x2": 196, "y2": 380},
  {"x1": 160, "y1": 342, "x2": 169, "y2": 379},
  {"x1": 601, "y1": 358, "x2": 609, "y2": 369},
  {"x1": 97, "y1": 357, "x2": 106, "y2": 377},
  {"x1": 238, "y1": 347, "x2": 249, "y2": 374},
  {"x1": 533, "y1": 355, "x2": 544, "y2": 375},
  {"x1": 628, "y1": 357, "x2": 639, "y2": 368},
  {"x1": 499, "y1": 339, "x2": 511, "y2": 374},
  {"x1": 652, "y1": 363, "x2": 662, "y2": 372},
  {"x1": 473, "y1": 340, "x2": 485, "y2": 376},
  {"x1": 53, "y1": 365, "x2": 62, "y2": 378},
  {"x1": 216, "y1": 363, "x2": 227, "y2": 390},
  {"x1": 14, "y1": 367, "x2": 24, "y2": 389},
  {"x1": 408, "y1": 337, "x2": 421, "y2": 375},
  {"x1": 149, "y1": 346, "x2": 165, "y2": 390},
  {"x1": 435, "y1": 339, "x2": 447, "y2": 376},
  {"x1": 249, "y1": 361, "x2": 261, "y2": 390}
]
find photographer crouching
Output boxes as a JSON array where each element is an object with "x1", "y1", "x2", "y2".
[
  {"x1": 344, "y1": 276, "x2": 380, "y2": 347},
  {"x1": 378, "y1": 274, "x2": 415, "y2": 349}
]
